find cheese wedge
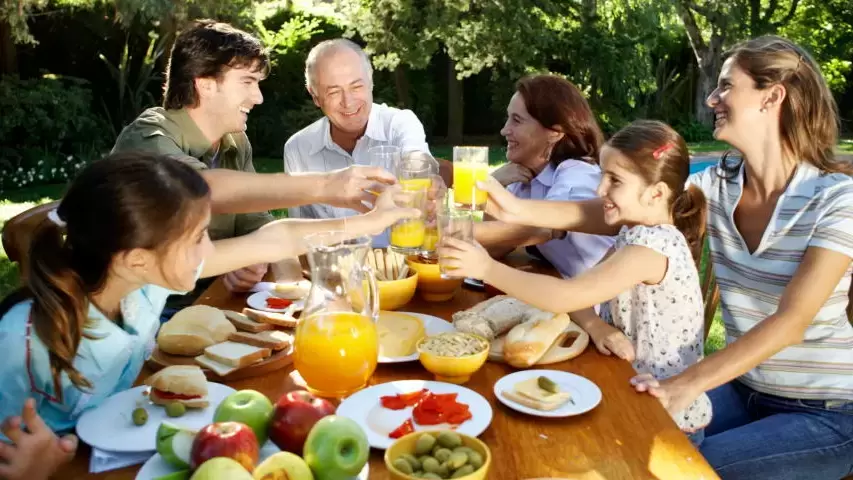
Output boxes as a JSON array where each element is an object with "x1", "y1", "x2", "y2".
[
  {"x1": 377, "y1": 311, "x2": 425, "y2": 358},
  {"x1": 508, "y1": 377, "x2": 572, "y2": 410}
]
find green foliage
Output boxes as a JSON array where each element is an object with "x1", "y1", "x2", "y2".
[{"x1": 0, "y1": 75, "x2": 107, "y2": 190}]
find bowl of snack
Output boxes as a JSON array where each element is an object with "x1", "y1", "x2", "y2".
[
  {"x1": 417, "y1": 332, "x2": 489, "y2": 384},
  {"x1": 405, "y1": 256, "x2": 463, "y2": 302},
  {"x1": 369, "y1": 248, "x2": 419, "y2": 311},
  {"x1": 385, "y1": 430, "x2": 491, "y2": 480}
]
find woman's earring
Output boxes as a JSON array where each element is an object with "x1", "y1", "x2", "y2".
[{"x1": 759, "y1": 107, "x2": 767, "y2": 113}]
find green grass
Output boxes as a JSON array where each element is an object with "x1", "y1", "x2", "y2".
[
  {"x1": 687, "y1": 140, "x2": 730, "y2": 154},
  {"x1": 838, "y1": 139, "x2": 853, "y2": 154}
]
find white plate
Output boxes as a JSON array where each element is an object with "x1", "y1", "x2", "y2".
[
  {"x1": 493, "y1": 370, "x2": 602, "y2": 418},
  {"x1": 379, "y1": 313, "x2": 456, "y2": 364},
  {"x1": 247, "y1": 291, "x2": 305, "y2": 314},
  {"x1": 136, "y1": 442, "x2": 369, "y2": 479},
  {"x1": 336, "y1": 380, "x2": 492, "y2": 450},
  {"x1": 76, "y1": 383, "x2": 236, "y2": 453}
]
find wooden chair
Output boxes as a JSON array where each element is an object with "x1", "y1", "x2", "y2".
[{"x1": 1, "y1": 201, "x2": 59, "y2": 281}]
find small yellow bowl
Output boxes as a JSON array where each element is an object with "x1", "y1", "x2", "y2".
[
  {"x1": 378, "y1": 269, "x2": 419, "y2": 311},
  {"x1": 385, "y1": 431, "x2": 491, "y2": 480},
  {"x1": 405, "y1": 256, "x2": 463, "y2": 302},
  {"x1": 416, "y1": 333, "x2": 489, "y2": 384}
]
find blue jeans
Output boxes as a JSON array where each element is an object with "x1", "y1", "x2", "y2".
[{"x1": 699, "y1": 381, "x2": 853, "y2": 480}]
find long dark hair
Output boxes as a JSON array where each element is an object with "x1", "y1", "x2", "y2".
[
  {"x1": 515, "y1": 74, "x2": 604, "y2": 165},
  {"x1": 607, "y1": 120, "x2": 707, "y2": 264},
  {"x1": 0, "y1": 152, "x2": 210, "y2": 401},
  {"x1": 163, "y1": 19, "x2": 269, "y2": 110}
]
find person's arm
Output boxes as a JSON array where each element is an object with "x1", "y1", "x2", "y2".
[
  {"x1": 638, "y1": 246, "x2": 852, "y2": 412},
  {"x1": 478, "y1": 176, "x2": 618, "y2": 235},
  {"x1": 200, "y1": 187, "x2": 417, "y2": 278},
  {"x1": 440, "y1": 237, "x2": 666, "y2": 313},
  {"x1": 474, "y1": 221, "x2": 556, "y2": 255}
]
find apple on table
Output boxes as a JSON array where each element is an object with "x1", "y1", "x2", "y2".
[
  {"x1": 269, "y1": 390, "x2": 335, "y2": 455},
  {"x1": 190, "y1": 422, "x2": 259, "y2": 472},
  {"x1": 214, "y1": 390, "x2": 274, "y2": 445},
  {"x1": 304, "y1": 415, "x2": 369, "y2": 480}
]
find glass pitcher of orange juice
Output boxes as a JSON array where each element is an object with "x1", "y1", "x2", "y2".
[{"x1": 294, "y1": 232, "x2": 379, "y2": 398}]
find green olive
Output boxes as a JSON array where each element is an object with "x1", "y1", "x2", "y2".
[
  {"x1": 451, "y1": 465, "x2": 475, "y2": 478},
  {"x1": 433, "y1": 448, "x2": 452, "y2": 463},
  {"x1": 437, "y1": 431, "x2": 462, "y2": 449},
  {"x1": 400, "y1": 453, "x2": 421, "y2": 470},
  {"x1": 422, "y1": 457, "x2": 441, "y2": 474},
  {"x1": 415, "y1": 434, "x2": 437, "y2": 455},
  {"x1": 538, "y1": 375, "x2": 559, "y2": 394},
  {"x1": 448, "y1": 451, "x2": 469, "y2": 469},
  {"x1": 393, "y1": 458, "x2": 414, "y2": 474},
  {"x1": 422, "y1": 474, "x2": 442, "y2": 480},
  {"x1": 165, "y1": 402, "x2": 186, "y2": 418},
  {"x1": 131, "y1": 407, "x2": 148, "y2": 426},
  {"x1": 467, "y1": 451, "x2": 484, "y2": 469}
]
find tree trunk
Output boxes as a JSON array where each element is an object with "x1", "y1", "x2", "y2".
[
  {"x1": 394, "y1": 64, "x2": 411, "y2": 108},
  {"x1": 676, "y1": 1, "x2": 724, "y2": 126},
  {"x1": 447, "y1": 57, "x2": 464, "y2": 145},
  {"x1": 0, "y1": 18, "x2": 17, "y2": 75}
]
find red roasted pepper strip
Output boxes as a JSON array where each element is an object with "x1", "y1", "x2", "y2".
[{"x1": 389, "y1": 418, "x2": 415, "y2": 439}]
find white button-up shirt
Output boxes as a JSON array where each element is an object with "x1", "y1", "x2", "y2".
[
  {"x1": 283, "y1": 103, "x2": 430, "y2": 247},
  {"x1": 507, "y1": 160, "x2": 615, "y2": 278}
]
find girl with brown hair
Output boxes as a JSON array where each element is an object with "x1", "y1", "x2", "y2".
[
  {"x1": 468, "y1": 36, "x2": 853, "y2": 478},
  {"x1": 477, "y1": 74, "x2": 614, "y2": 279},
  {"x1": 0, "y1": 152, "x2": 416, "y2": 480},
  {"x1": 441, "y1": 120, "x2": 711, "y2": 442}
]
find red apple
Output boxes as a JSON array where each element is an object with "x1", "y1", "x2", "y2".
[
  {"x1": 190, "y1": 422, "x2": 259, "y2": 472},
  {"x1": 268, "y1": 390, "x2": 335, "y2": 455}
]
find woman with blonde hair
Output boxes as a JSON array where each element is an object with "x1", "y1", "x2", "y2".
[{"x1": 470, "y1": 36, "x2": 853, "y2": 479}]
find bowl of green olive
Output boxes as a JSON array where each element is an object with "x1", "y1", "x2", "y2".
[{"x1": 384, "y1": 430, "x2": 491, "y2": 479}]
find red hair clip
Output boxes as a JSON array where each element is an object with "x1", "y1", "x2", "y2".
[{"x1": 652, "y1": 142, "x2": 675, "y2": 160}]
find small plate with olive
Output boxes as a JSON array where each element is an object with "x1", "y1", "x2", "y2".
[
  {"x1": 76, "y1": 383, "x2": 236, "y2": 453},
  {"x1": 492, "y1": 370, "x2": 602, "y2": 418}
]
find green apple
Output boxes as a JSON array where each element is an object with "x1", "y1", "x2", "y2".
[
  {"x1": 156, "y1": 422, "x2": 197, "y2": 469},
  {"x1": 190, "y1": 457, "x2": 253, "y2": 480},
  {"x1": 253, "y1": 452, "x2": 315, "y2": 480},
  {"x1": 153, "y1": 470, "x2": 190, "y2": 480},
  {"x1": 214, "y1": 390, "x2": 274, "y2": 445},
  {"x1": 303, "y1": 416, "x2": 369, "y2": 480}
]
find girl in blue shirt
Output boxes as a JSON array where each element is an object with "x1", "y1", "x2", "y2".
[{"x1": 0, "y1": 151, "x2": 415, "y2": 480}]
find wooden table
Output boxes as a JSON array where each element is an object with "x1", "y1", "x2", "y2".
[{"x1": 64, "y1": 253, "x2": 718, "y2": 480}]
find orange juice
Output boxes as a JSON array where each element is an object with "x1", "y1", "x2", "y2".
[
  {"x1": 293, "y1": 312, "x2": 378, "y2": 398},
  {"x1": 422, "y1": 227, "x2": 439, "y2": 251},
  {"x1": 400, "y1": 178, "x2": 432, "y2": 191},
  {"x1": 391, "y1": 219, "x2": 426, "y2": 248},
  {"x1": 453, "y1": 163, "x2": 489, "y2": 208}
]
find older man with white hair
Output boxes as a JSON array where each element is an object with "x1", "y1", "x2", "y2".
[{"x1": 284, "y1": 38, "x2": 449, "y2": 246}]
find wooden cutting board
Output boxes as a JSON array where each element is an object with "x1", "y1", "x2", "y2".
[
  {"x1": 487, "y1": 322, "x2": 589, "y2": 365},
  {"x1": 146, "y1": 344, "x2": 294, "y2": 382}
]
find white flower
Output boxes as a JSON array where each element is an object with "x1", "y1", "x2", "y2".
[{"x1": 66, "y1": 155, "x2": 73, "y2": 161}]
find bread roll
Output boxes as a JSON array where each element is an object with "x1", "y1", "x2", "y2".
[
  {"x1": 452, "y1": 296, "x2": 547, "y2": 340},
  {"x1": 157, "y1": 305, "x2": 236, "y2": 356},
  {"x1": 503, "y1": 313, "x2": 574, "y2": 368},
  {"x1": 145, "y1": 365, "x2": 209, "y2": 408}
]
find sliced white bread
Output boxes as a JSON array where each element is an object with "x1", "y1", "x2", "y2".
[
  {"x1": 203, "y1": 341, "x2": 271, "y2": 367},
  {"x1": 194, "y1": 355, "x2": 238, "y2": 377},
  {"x1": 157, "y1": 305, "x2": 236, "y2": 356},
  {"x1": 228, "y1": 330, "x2": 292, "y2": 351},
  {"x1": 243, "y1": 308, "x2": 299, "y2": 329},
  {"x1": 223, "y1": 310, "x2": 274, "y2": 333}
]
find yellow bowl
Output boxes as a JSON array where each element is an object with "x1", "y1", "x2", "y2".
[
  {"x1": 405, "y1": 257, "x2": 463, "y2": 302},
  {"x1": 385, "y1": 431, "x2": 491, "y2": 480},
  {"x1": 416, "y1": 333, "x2": 489, "y2": 384},
  {"x1": 378, "y1": 269, "x2": 419, "y2": 311}
]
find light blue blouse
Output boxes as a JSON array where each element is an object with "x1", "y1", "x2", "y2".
[{"x1": 0, "y1": 283, "x2": 178, "y2": 440}]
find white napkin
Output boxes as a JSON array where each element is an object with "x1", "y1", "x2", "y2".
[{"x1": 89, "y1": 447, "x2": 154, "y2": 473}]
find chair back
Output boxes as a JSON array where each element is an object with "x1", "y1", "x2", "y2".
[{"x1": 2, "y1": 201, "x2": 59, "y2": 281}]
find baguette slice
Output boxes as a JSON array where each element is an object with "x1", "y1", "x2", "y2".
[
  {"x1": 243, "y1": 308, "x2": 299, "y2": 329},
  {"x1": 503, "y1": 313, "x2": 574, "y2": 368},
  {"x1": 228, "y1": 330, "x2": 292, "y2": 351},
  {"x1": 223, "y1": 310, "x2": 274, "y2": 333},
  {"x1": 195, "y1": 355, "x2": 238, "y2": 377},
  {"x1": 203, "y1": 341, "x2": 271, "y2": 367}
]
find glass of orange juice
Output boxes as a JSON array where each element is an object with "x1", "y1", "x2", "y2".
[
  {"x1": 452, "y1": 146, "x2": 489, "y2": 210},
  {"x1": 437, "y1": 208, "x2": 474, "y2": 278},
  {"x1": 369, "y1": 145, "x2": 401, "y2": 174},
  {"x1": 389, "y1": 179, "x2": 427, "y2": 255},
  {"x1": 296, "y1": 233, "x2": 379, "y2": 398}
]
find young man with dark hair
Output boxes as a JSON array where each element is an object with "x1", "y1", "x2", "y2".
[{"x1": 113, "y1": 20, "x2": 394, "y2": 301}]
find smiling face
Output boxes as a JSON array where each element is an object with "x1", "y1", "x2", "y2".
[
  {"x1": 597, "y1": 145, "x2": 670, "y2": 227},
  {"x1": 199, "y1": 63, "x2": 265, "y2": 134},
  {"x1": 310, "y1": 48, "x2": 373, "y2": 136},
  {"x1": 705, "y1": 57, "x2": 771, "y2": 150},
  {"x1": 500, "y1": 92, "x2": 557, "y2": 170}
]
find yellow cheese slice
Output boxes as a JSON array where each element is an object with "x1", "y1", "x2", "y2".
[
  {"x1": 377, "y1": 311, "x2": 425, "y2": 357},
  {"x1": 513, "y1": 378, "x2": 571, "y2": 406}
]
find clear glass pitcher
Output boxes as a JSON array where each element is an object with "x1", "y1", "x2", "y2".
[{"x1": 293, "y1": 232, "x2": 379, "y2": 398}]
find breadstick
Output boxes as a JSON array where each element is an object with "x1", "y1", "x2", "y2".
[
  {"x1": 384, "y1": 249, "x2": 395, "y2": 281},
  {"x1": 367, "y1": 248, "x2": 378, "y2": 278},
  {"x1": 375, "y1": 248, "x2": 386, "y2": 281}
]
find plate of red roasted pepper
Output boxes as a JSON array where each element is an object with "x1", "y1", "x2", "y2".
[
  {"x1": 246, "y1": 290, "x2": 305, "y2": 314},
  {"x1": 335, "y1": 380, "x2": 493, "y2": 450}
]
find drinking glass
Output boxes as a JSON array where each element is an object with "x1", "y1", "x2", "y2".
[
  {"x1": 389, "y1": 182, "x2": 428, "y2": 255},
  {"x1": 437, "y1": 209, "x2": 474, "y2": 278},
  {"x1": 452, "y1": 146, "x2": 489, "y2": 210}
]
